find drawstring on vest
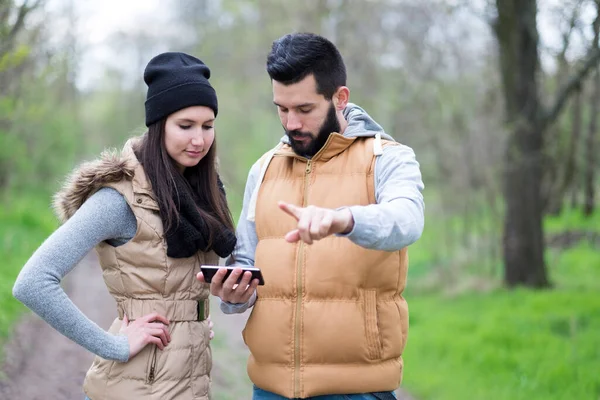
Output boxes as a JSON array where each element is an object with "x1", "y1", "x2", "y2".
[{"x1": 373, "y1": 132, "x2": 383, "y2": 156}]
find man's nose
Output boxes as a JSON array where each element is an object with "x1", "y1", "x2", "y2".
[{"x1": 285, "y1": 112, "x2": 302, "y2": 131}]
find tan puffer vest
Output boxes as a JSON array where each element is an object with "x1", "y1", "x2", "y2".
[
  {"x1": 53, "y1": 139, "x2": 218, "y2": 400},
  {"x1": 244, "y1": 134, "x2": 409, "y2": 398}
]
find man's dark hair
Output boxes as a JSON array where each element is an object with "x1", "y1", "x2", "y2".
[{"x1": 266, "y1": 33, "x2": 347, "y2": 99}]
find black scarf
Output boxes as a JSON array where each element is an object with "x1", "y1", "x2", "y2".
[{"x1": 163, "y1": 175, "x2": 236, "y2": 259}]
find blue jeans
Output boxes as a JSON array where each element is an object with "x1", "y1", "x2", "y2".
[{"x1": 252, "y1": 385, "x2": 397, "y2": 400}]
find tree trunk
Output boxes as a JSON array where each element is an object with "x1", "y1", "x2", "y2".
[
  {"x1": 0, "y1": 0, "x2": 42, "y2": 193},
  {"x1": 494, "y1": 0, "x2": 549, "y2": 287},
  {"x1": 584, "y1": 4, "x2": 600, "y2": 216},
  {"x1": 545, "y1": 84, "x2": 583, "y2": 214},
  {"x1": 583, "y1": 68, "x2": 599, "y2": 215},
  {"x1": 543, "y1": 7, "x2": 580, "y2": 215},
  {"x1": 564, "y1": 86, "x2": 583, "y2": 209}
]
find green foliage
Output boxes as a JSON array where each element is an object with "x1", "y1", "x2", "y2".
[
  {"x1": 0, "y1": 61, "x2": 86, "y2": 195},
  {"x1": 545, "y1": 207, "x2": 600, "y2": 234},
  {"x1": 548, "y1": 243, "x2": 600, "y2": 291},
  {"x1": 0, "y1": 45, "x2": 30, "y2": 73},
  {"x1": 0, "y1": 194, "x2": 57, "y2": 343},
  {"x1": 406, "y1": 192, "x2": 504, "y2": 290}
]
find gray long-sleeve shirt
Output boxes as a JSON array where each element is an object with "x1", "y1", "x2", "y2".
[
  {"x1": 13, "y1": 187, "x2": 137, "y2": 362},
  {"x1": 220, "y1": 103, "x2": 425, "y2": 314}
]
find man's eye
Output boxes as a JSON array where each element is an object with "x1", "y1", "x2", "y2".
[
  {"x1": 299, "y1": 108, "x2": 311, "y2": 114},
  {"x1": 279, "y1": 107, "x2": 288, "y2": 113},
  {"x1": 179, "y1": 125, "x2": 191, "y2": 130}
]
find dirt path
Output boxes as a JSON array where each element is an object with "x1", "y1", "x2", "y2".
[
  {"x1": 0, "y1": 252, "x2": 115, "y2": 400},
  {"x1": 0, "y1": 256, "x2": 115, "y2": 400},
  {"x1": 0, "y1": 253, "x2": 414, "y2": 400}
]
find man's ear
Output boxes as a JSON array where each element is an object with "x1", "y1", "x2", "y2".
[{"x1": 333, "y1": 86, "x2": 350, "y2": 110}]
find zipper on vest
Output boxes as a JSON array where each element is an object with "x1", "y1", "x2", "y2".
[
  {"x1": 146, "y1": 345, "x2": 158, "y2": 384},
  {"x1": 294, "y1": 159, "x2": 312, "y2": 397}
]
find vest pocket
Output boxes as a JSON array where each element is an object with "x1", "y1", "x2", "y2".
[
  {"x1": 146, "y1": 345, "x2": 158, "y2": 384},
  {"x1": 364, "y1": 289, "x2": 383, "y2": 360}
]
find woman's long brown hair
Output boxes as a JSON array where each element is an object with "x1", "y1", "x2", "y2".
[{"x1": 135, "y1": 119, "x2": 235, "y2": 247}]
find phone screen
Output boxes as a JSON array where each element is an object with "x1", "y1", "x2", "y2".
[{"x1": 200, "y1": 265, "x2": 265, "y2": 285}]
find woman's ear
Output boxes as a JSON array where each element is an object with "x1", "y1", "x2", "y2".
[{"x1": 334, "y1": 86, "x2": 350, "y2": 110}]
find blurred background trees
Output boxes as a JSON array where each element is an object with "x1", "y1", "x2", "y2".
[
  {"x1": 2, "y1": 0, "x2": 599, "y2": 288},
  {"x1": 494, "y1": 0, "x2": 600, "y2": 287},
  {"x1": 2, "y1": 1, "x2": 599, "y2": 399}
]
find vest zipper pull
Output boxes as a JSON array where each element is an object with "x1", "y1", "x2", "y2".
[
  {"x1": 147, "y1": 346, "x2": 158, "y2": 384},
  {"x1": 305, "y1": 160, "x2": 312, "y2": 174}
]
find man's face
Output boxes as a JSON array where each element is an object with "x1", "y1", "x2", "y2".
[{"x1": 272, "y1": 74, "x2": 341, "y2": 157}]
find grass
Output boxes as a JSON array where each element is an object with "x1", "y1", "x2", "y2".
[
  {"x1": 1, "y1": 187, "x2": 599, "y2": 400},
  {"x1": 0, "y1": 193, "x2": 57, "y2": 344},
  {"x1": 402, "y1": 241, "x2": 600, "y2": 400}
]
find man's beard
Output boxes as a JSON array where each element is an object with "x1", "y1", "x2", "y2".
[{"x1": 286, "y1": 103, "x2": 340, "y2": 158}]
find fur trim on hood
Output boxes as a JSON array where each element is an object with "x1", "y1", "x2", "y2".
[{"x1": 52, "y1": 148, "x2": 136, "y2": 223}]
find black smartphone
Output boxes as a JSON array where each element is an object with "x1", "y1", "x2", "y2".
[{"x1": 200, "y1": 265, "x2": 265, "y2": 285}]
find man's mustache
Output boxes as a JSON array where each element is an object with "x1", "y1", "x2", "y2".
[{"x1": 287, "y1": 130, "x2": 311, "y2": 138}]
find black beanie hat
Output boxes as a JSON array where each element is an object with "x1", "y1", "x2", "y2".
[{"x1": 143, "y1": 52, "x2": 218, "y2": 127}]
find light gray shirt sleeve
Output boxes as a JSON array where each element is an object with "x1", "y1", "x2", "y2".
[
  {"x1": 220, "y1": 163, "x2": 260, "y2": 314},
  {"x1": 226, "y1": 162, "x2": 261, "y2": 269},
  {"x1": 12, "y1": 187, "x2": 137, "y2": 362},
  {"x1": 338, "y1": 144, "x2": 425, "y2": 251}
]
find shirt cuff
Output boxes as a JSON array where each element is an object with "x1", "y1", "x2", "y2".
[
  {"x1": 219, "y1": 291, "x2": 257, "y2": 314},
  {"x1": 114, "y1": 333, "x2": 130, "y2": 363},
  {"x1": 334, "y1": 206, "x2": 358, "y2": 238}
]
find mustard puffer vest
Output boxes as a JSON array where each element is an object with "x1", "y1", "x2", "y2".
[
  {"x1": 244, "y1": 134, "x2": 409, "y2": 398},
  {"x1": 54, "y1": 140, "x2": 218, "y2": 400}
]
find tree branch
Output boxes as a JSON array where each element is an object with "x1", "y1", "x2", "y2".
[
  {"x1": 542, "y1": 47, "x2": 600, "y2": 127},
  {"x1": 0, "y1": 0, "x2": 42, "y2": 58},
  {"x1": 6, "y1": 0, "x2": 43, "y2": 39},
  {"x1": 557, "y1": 0, "x2": 584, "y2": 65}
]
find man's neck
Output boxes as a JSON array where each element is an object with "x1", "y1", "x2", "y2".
[{"x1": 337, "y1": 113, "x2": 348, "y2": 136}]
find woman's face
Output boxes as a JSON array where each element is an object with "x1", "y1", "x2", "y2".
[{"x1": 164, "y1": 106, "x2": 215, "y2": 172}]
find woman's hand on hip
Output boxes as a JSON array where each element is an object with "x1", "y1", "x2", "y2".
[{"x1": 119, "y1": 312, "x2": 171, "y2": 358}]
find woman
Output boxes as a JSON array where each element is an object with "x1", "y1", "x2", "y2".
[{"x1": 13, "y1": 52, "x2": 236, "y2": 400}]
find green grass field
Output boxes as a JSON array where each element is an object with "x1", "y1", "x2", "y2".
[
  {"x1": 1, "y1": 191, "x2": 598, "y2": 399},
  {"x1": 0, "y1": 194, "x2": 57, "y2": 344},
  {"x1": 401, "y1": 220, "x2": 600, "y2": 399}
]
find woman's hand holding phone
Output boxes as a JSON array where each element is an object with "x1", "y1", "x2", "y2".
[{"x1": 196, "y1": 266, "x2": 259, "y2": 304}]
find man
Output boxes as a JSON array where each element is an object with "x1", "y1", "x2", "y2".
[{"x1": 198, "y1": 32, "x2": 424, "y2": 400}]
